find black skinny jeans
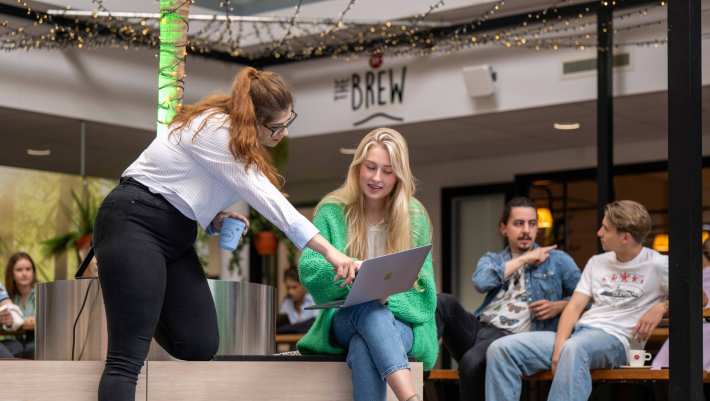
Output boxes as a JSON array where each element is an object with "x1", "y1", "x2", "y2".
[
  {"x1": 436, "y1": 293, "x2": 509, "y2": 401},
  {"x1": 93, "y1": 178, "x2": 219, "y2": 401}
]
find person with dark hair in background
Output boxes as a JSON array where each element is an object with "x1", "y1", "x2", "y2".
[
  {"x1": 436, "y1": 197, "x2": 581, "y2": 401},
  {"x1": 93, "y1": 66, "x2": 359, "y2": 401},
  {"x1": 0, "y1": 252, "x2": 37, "y2": 359},
  {"x1": 277, "y1": 266, "x2": 318, "y2": 334},
  {"x1": 486, "y1": 200, "x2": 668, "y2": 401}
]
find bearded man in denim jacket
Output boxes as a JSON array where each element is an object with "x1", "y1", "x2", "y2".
[{"x1": 437, "y1": 197, "x2": 581, "y2": 401}]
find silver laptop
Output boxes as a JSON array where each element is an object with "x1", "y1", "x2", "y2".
[{"x1": 305, "y1": 244, "x2": 432, "y2": 310}]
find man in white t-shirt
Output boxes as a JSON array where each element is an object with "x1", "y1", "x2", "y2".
[{"x1": 485, "y1": 200, "x2": 669, "y2": 401}]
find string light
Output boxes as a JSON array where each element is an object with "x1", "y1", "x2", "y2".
[
  {"x1": 2, "y1": 0, "x2": 708, "y2": 62},
  {"x1": 157, "y1": 0, "x2": 189, "y2": 126}
]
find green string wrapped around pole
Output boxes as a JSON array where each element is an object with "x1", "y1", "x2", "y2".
[{"x1": 157, "y1": 0, "x2": 190, "y2": 129}]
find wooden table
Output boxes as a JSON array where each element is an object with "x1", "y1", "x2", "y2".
[{"x1": 274, "y1": 333, "x2": 304, "y2": 352}]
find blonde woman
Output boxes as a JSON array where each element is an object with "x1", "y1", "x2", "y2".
[{"x1": 297, "y1": 128, "x2": 437, "y2": 401}]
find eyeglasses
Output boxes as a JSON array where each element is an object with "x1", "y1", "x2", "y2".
[{"x1": 264, "y1": 110, "x2": 298, "y2": 138}]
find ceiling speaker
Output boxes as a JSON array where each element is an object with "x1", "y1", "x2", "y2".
[{"x1": 462, "y1": 65, "x2": 496, "y2": 98}]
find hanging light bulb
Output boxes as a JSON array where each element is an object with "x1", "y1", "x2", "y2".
[
  {"x1": 537, "y1": 208, "x2": 554, "y2": 229},
  {"x1": 652, "y1": 233, "x2": 669, "y2": 253}
]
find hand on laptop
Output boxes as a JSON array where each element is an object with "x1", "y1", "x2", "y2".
[{"x1": 331, "y1": 253, "x2": 361, "y2": 286}]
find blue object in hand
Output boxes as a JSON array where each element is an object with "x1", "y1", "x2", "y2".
[{"x1": 219, "y1": 217, "x2": 246, "y2": 251}]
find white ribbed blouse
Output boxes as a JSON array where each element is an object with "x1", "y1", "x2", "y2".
[{"x1": 122, "y1": 111, "x2": 319, "y2": 250}]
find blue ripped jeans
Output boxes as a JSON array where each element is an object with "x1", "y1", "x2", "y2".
[
  {"x1": 332, "y1": 301, "x2": 414, "y2": 401},
  {"x1": 485, "y1": 325, "x2": 627, "y2": 401}
]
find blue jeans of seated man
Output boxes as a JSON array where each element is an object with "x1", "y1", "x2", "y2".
[
  {"x1": 485, "y1": 325, "x2": 627, "y2": 401},
  {"x1": 332, "y1": 301, "x2": 413, "y2": 401}
]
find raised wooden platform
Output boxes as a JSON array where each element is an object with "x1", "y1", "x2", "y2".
[
  {"x1": 0, "y1": 361, "x2": 146, "y2": 401},
  {"x1": 2, "y1": 359, "x2": 423, "y2": 401}
]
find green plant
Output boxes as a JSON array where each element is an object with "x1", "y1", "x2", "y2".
[
  {"x1": 41, "y1": 190, "x2": 98, "y2": 258},
  {"x1": 285, "y1": 240, "x2": 299, "y2": 268},
  {"x1": 227, "y1": 239, "x2": 248, "y2": 274},
  {"x1": 248, "y1": 209, "x2": 285, "y2": 237},
  {"x1": 247, "y1": 136, "x2": 290, "y2": 239},
  {"x1": 270, "y1": 136, "x2": 289, "y2": 171}
]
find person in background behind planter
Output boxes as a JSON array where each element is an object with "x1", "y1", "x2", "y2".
[
  {"x1": 277, "y1": 266, "x2": 318, "y2": 334},
  {"x1": 0, "y1": 252, "x2": 37, "y2": 359}
]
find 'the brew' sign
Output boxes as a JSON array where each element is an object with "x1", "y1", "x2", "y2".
[{"x1": 333, "y1": 63, "x2": 407, "y2": 126}]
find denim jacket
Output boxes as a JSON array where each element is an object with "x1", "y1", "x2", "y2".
[
  {"x1": 472, "y1": 244, "x2": 581, "y2": 332},
  {"x1": 0, "y1": 283, "x2": 7, "y2": 303}
]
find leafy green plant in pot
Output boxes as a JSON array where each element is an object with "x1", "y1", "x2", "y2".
[
  {"x1": 41, "y1": 190, "x2": 98, "y2": 272},
  {"x1": 248, "y1": 208, "x2": 285, "y2": 256}
]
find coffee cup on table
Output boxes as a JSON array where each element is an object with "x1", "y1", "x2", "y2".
[
  {"x1": 627, "y1": 349, "x2": 652, "y2": 367},
  {"x1": 219, "y1": 217, "x2": 246, "y2": 251}
]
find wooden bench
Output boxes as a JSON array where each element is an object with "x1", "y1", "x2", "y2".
[
  {"x1": 428, "y1": 368, "x2": 710, "y2": 382},
  {"x1": 275, "y1": 333, "x2": 304, "y2": 352},
  {"x1": 275, "y1": 333, "x2": 304, "y2": 344}
]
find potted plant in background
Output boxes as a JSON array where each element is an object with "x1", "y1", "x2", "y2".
[
  {"x1": 42, "y1": 190, "x2": 98, "y2": 277},
  {"x1": 248, "y1": 209, "x2": 284, "y2": 256},
  {"x1": 250, "y1": 136, "x2": 290, "y2": 257},
  {"x1": 241, "y1": 138, "x2": 292, "y2": 285}
]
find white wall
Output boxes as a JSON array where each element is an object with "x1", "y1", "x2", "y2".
[
  {"x1": 273, "y1": 14, "x2": 710, "y2": 138},
  {"x1": 0, "y1": 47, "x2": 241, "y2": 131}
]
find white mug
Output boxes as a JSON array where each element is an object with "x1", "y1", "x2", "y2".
[{"x1": 627, "y1": 349, "x2": 652, "y2": 367}]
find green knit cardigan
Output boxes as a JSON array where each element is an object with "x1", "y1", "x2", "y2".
[{"x1": 296, "y1": 199, "x2": 439, "y2": 370}]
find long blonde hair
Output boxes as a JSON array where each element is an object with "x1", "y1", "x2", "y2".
[{"x1": 320, "y1": 128, "x2": 416, "y2": 260}]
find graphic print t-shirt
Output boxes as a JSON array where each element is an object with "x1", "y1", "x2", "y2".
[
  {"x1": 479, "y1": 269, "x2": 532, "y2": 334},
  {"x1": 575, "y1": 247, "x2": 668, "y2": 352}
]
